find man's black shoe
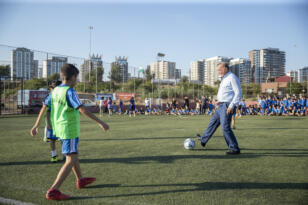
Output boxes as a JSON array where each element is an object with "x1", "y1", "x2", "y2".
[
  {"x1": 195, "y1": 134, "x2": 206, "y2": 147},
  {"x1": 226, "y1": 150, "x2": 240, "y2": 155}
]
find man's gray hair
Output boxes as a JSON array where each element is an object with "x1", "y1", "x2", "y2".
[{"x1": 218, "y1": 62, "x2": 229, "y2": 70}]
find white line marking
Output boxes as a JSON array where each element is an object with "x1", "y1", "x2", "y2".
[{"x1": 0, "y1": 197, "x2": 37, "y2": 205}]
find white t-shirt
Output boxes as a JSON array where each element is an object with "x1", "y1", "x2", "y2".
[{"x1": 99, "y1": 100, "x2": 104, "y2": 107}]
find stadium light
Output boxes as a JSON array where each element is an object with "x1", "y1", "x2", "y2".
[{"x1": 157, "y1": 53, "x2": 165, "y2": 57}]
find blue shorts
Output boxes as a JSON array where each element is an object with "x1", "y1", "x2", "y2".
[
  {"x1": 61, "y1": 137, "x2": 79, "y2": 155},
  {"x1": 129, "y1": 105, "x2": 135, "y2": 111},
  {"x1": 44, "y1": 127, "x2": 59, "y2": 141}
]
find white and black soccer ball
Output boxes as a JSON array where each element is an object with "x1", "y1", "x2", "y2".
[{"x1": 184, "y1": 138, "x2": 195, "y2": 150}]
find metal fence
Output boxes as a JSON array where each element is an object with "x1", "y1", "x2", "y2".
[
  {"x1": 0, "y1": 43, "x2": 220, "y2": 116},
  {"x1": 0, "y1": 44, "x2": 87, "y2": 115},
  {"x1": 0, "y1": 77, "x2": 24, "y2": 115},
  {"x1": 1, "y1": 43, "x2": 307, "y2": 115}
]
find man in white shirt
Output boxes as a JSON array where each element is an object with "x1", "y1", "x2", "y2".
[
  {"x1": 99, "y1": 97, "x2": 104, "y2": 117},
  {"x1": 196, "y1": 62, "x2": 241, "y2": 154},
  {"x1": 145, "y1": 98, "x2": 150, "y2": 109}
]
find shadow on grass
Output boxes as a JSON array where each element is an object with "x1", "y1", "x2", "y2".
[
  {"x1": 86, "y1": 184, "x2": 121, "y2": 189},
  {"x1": 192, "y1": 148, "x2": 308, "y2": 157},
  {"x1": 82, "y1": 136, "x2": 188, "y2": 141},
  {"x1": 0, "y1": 154, "x2": 258, "y2": 166},
  {"x1": 2, "y1": 148, "x2": 308, "y2": 166},
  {"x1": 251, "y1": 117, "x2": 305, "y2": 121},
  {"x1": 70, "y1": 182, "x2": 308, "y2": 200},
  {"x1": 193, "y1": 148, "x2": 308, "y2": 152},
  {"x1": 245, "y1": 127, "x2": 308, "y2": 130}
]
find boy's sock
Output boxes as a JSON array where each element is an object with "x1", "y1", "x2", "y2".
[{"x1": 51, "y1": 150, "x2": 57, "y2": 157}]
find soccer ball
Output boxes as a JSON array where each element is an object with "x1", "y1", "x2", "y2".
[{"x1": 184, "y1": 138, "x2": 195, "y2": 150}]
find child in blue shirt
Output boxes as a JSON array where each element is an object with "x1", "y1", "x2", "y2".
[
  {"x1": 30, "y1": 81, "x2": 61, "y2": 162},
  {"x1": 208, "y1": 102, "x2": 214, "y2": 115}
]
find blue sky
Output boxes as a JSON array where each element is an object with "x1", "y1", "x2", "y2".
[{"x1": 0, "y1": 0, "x2": 307, "y2": 76}]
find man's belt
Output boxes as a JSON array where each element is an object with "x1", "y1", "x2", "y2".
[{"x1": 216, "y1": 102, "x2": 229, "y2": 105}]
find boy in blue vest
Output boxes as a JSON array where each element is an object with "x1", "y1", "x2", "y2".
[
  {"x1": 43, "y1": 64, "x2": 109, "y2": 200},
  {"x1": 30, "y1": 81, "x2": 61, "y2": 162}
]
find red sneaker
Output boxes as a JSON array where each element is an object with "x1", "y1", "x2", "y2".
[
  {"x1": 46, "y1": 189, "x2": 70, "y2": 200},
  {"x1": 76, "y1": 177, "x2": 96, "y2": 189}
]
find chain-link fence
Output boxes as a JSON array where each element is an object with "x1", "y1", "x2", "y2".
[
  {"x1": 1, "y1": 43, "x2": 307, "y2": 115},
  {"x1": 0, "y1": 77, "x2": 23, "y2": 115},
  {"x1": 0, "y1": 44, "x2": 86, "y2": 115}
]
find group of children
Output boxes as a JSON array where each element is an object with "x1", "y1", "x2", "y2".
[
  {"x1": 30, "y1": 64, "x2": 109, "y2": 200},
  {"x1": 235, "y1": 96, "x2": 307, "y2": 117},
  {"x1": 166, "y1": 103, "x2": 216, "y2": 116},
  {"x1": 97, "y1": 94, "x2": 308, "y2": 118},
  {"x1": 97, "y1": 101, "x2": 217, "y2": 117},
  {"x1": 99, "y1": 96, "x2": 138, "y2": 117},
  {"x1": 97, "y1": 96, "x2": 307, "y2": 118}
]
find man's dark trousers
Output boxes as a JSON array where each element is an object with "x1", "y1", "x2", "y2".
[{"x1": 201, "y1": 102, "x2": 240, "y2": 152}]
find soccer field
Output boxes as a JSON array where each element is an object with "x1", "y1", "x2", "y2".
[{"x1": 0, "y1": 115, "x2": 307, "y2": 205}]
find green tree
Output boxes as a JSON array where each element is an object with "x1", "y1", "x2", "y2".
[
  {"x1": 143, "y1": 81, "x2": 156, "y2": 93},
  {"x1": 110, "y1": 64, "x2": 122, "y2": 83},
  {"x1": 287, "y1": 82, "x2": 303, "y2": 95},
  {"x1": 125, "y1": 78, "x2": 143, "y2": 91},
  {"x1": 0, "y1": 65, "x2": 10, "y2": 77},
  {"x1": 47, "y1": 73, "x2": 60, "y2": 84},
  {"x1": 145, "y1": 67, "x2": 153, "y2": 81},
  {"x1": 214, "y1": 80, "x2": 221, "y2": 86},
  {"x1": 178, "y1": 76, "x2": 189, "y2": 92},
  {"x1": 24, "y1": 79, "x2": 47, "y2": 90},
  {"x1": 85, "y1": 66, "x2": 104, "y2": 83},
  {"x1": 180, "y1": 76, "x2": 189, "y2": 84},
  {"x1": 243, "y1": 83, "x2": 260, "y2": 98}
]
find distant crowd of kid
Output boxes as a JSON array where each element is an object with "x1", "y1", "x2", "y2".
[{"x1": 99, "y1": 95, "x2": 308, "y2": 117}]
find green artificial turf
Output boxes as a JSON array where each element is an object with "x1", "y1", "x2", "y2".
[{"x1": 0, "y1": 115, "x2": 307, "y2": 205}]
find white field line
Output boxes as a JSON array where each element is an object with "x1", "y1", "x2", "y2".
[
  {"x1": 0, "y1": 183, "x2": 154, "y2": 205},
  {"x1": 0, "y1": 197, "x2": 37, "y2": 205},
  {"x1": 0, "y1": 195, "x2": 153, "y2": 205}
]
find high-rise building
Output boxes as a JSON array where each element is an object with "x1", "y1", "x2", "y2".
[
  {"x1": 111, "y1": 56, "x2": 129, "y2": 83},
  {"x1": 10, "y1": 47, "x2": 35, "y2": 80},
  {"x1": 204, "y1": 56, "x2": 232, "y2": 86},
  {"x1": 286, "y1": 70, "x2": 299, "y2": 82},
  {"x1": 149, "y1": 61, "x2": 176, "y2": 80},
  {"x1": 79, "y1": 54, "x2": 103, "y2": 82},
  {"x1": 37, "y1": 66, "x2": 43, "y2": 79},
  {"x1": 189, "y1": 60, "x2": 205, "y2": 84},
  {"x1": 33, "y1": 60, "x2": 39, "y2": 79},
  {"x1": 175, "y1": 69, "x2": 181, "y2": 79},
  {"x1": 299, "y1": 67, "x2": 308, "y2": 83},
  {"x1": 42, "y1": 56, "x2": 67, "y2": 78},
  {"x1": 229, "y1": 58, "x2": 252, "y2": 85},
  {"x1": 249, "y1": 48, "x2": 285, "y2": 84}
]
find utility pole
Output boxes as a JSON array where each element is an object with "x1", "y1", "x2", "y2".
[
  {"x1": 88, "y1": 26, "x2": 93, "y2": 93},
  {"x1": 134, "y1": 67, "x2": 136, "y2": 95}
]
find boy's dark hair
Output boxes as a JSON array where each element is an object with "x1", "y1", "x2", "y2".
[
  {"x1": 49, "y1": 80, "x2": 62, "y2": 89},
  {"x1": 60, "y1": 64, "x2": 79, "y2": 81}
]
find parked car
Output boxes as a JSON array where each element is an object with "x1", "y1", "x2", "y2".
[
  {"x1": 80, "y1": 99, "x2": 99, "y2": 113},
  {"x1": 17, "y1": 90, "x2": 49, "y2": 108},
  {"x1": 17, "y1": 89, "x2": 49, "y2": 114}
]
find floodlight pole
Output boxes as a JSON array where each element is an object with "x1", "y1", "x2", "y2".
[
  {"x1": 134, "y1": 67, "x2": 136, "y2": 95},
  {"x1": 87, "y1": 26, "x2": 93, "y2": 93},
  {"x1": 157, "y1": 53, "x2": 165, "y2": 108}
]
